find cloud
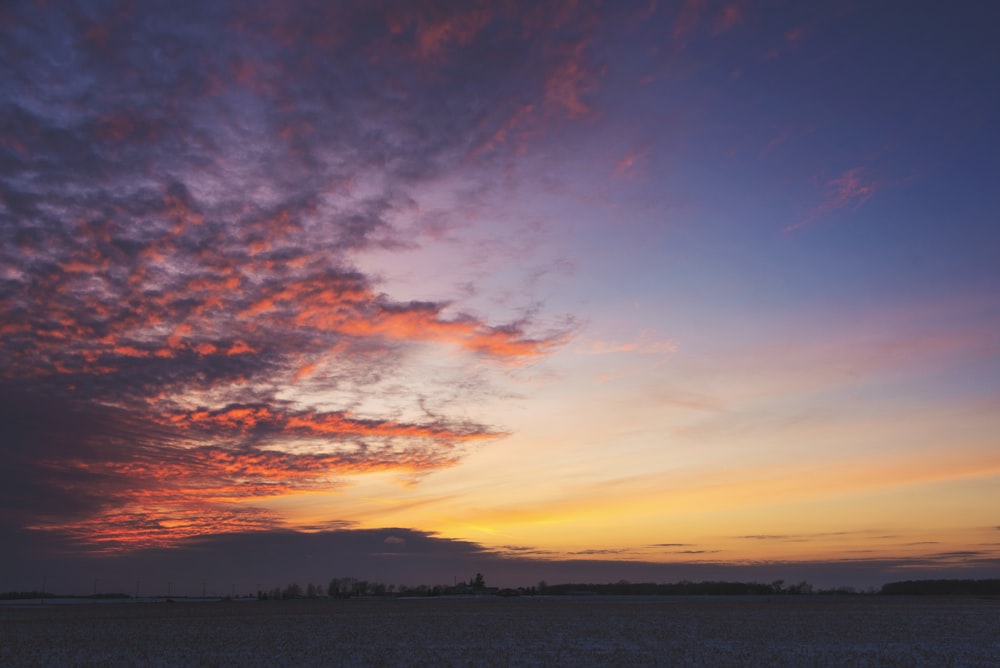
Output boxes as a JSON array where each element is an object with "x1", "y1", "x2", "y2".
[
  {"x1": 712, "y1": 4, "x2": 743, "y2": 36},
  {"x1": 647, "y1": 543, "x2": 721, "y2": 555},
  {"x1": 544, "y1": 40, "x2": 600, "y2": 119},
  {"x1": 0, "y1": 388, "x2": 493, "y2": 551},
  {"x1": 497, "y1": 545, "x2": 557, "y2": 557},
  {"x1": 785, "y1": 166, "x2": 882, "y2": 232},
  {"x1": 786, "y1": 25, "x2": 809, "y2": 43},
  {"x1": 759, "y1": 128, "x2": 793, "y2": 156},
  {"x1": 410, "y1": 6, "x2": 492, "y2": 59},
  {"x1": 4, "y1": 525, "x2": 998, "y2": 594},
  {"x1": 672, "y1": 0, "x2": 705, "y2": 48},
  {"x1": 736, "y1": 530, "x2": 887, "y2": 544},
  {"x1": 614, "y1": 144, "x2": 652, "y2": 178},
  {"x1": 0, "y1": 0, "x2": 623, "y2": 553},
  {"x1": 577, "y1": 329, "x2": 677, "y2": 356}
]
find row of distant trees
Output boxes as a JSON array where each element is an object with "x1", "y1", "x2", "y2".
[
  {"x1": 253, "y1": 577, "x2": 860, "y2": 600},
  {"x1": 257, "y1": 579, "x2": 399, "y2": 600},
  {"x1": 878, "y1": 579, "x2": 1000, "y2": 595},
  {"x1": 256, "y1": 573, "x2": 491, "y2": 600},
  {"x1": 254, "y1": 577, "x2": 1000, "y2": 599},
  {"x1": 6, "y1": 577, "x2": 999, "y2": 600}
]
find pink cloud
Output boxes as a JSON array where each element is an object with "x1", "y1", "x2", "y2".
[
  {"x1": 615, "y1": 144, "x2": 652, "y2": 178},
  {"x1": 673, "y1": 0, "x2": 705, "y2": 47},
  {"x1": 785, "y1": 167, "x2": 881, "y2": 233},
  {"x1": 712, "y1": 4, "x2": 743, "y2": 36},
  {"x1": 544, "y1": 41, "x2": 599, "y2": 119}
]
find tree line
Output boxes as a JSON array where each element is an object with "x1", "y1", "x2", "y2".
[
  {"x1": 257, "y1": 573, "x2": 493, "y2": 600},
  {"x1": 255, "y1": 576, "x2": 850, "y2": 599},
  {"x1": 878, "y1": 579, "x2": 1000, "y2": 595},
  {"x1": 7, "y1": 577, "x2": 998, "y2": 600},
  {"x1": 253, "y1": 577, "x2": 1000, "y2": 599}
]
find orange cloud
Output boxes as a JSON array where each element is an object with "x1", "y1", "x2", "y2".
[
  {"x1": 293, "y1": 359, "x2": 320, "y2": 380},
  {"x1": 227, "y1": 340, "x2": 255, "y2": 356},
  {"x1": 33, "y1": 438, "x2": 464, "y2": 552},
  {"x1": 286, "y1": 411, "x2": 500, "y2": 441},
  {"x1": 0, "y1": 203, "x2": 561, "y2": 401},
  {"x1": 112, "y1": 345, "x2": 148, "y2": 357},
  {"x1": 166, "y1": 405, "x2": 502, "y2": 443}
]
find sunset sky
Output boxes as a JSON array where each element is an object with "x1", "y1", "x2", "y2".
[{"x1": 2, "y1": 0, "x2": 998, "y2": 595}]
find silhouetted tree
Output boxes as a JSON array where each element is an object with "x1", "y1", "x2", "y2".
[
  {"x1": 787, "y1": 580, "x2": 814, "y2": 595},
  {"x1": 328, "y1": 577, "x2": 358, "y2": 598}
]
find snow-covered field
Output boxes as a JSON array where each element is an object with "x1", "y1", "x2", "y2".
[{"x1": 1, "y1": 596, "x2": 997, "y2": 666}]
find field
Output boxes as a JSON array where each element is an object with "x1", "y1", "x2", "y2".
[{"x1": 1, "y1": 596, "x2": 998, "y2": 666}]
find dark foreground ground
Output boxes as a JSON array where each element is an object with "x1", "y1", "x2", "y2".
[{"x1": 1, "y1": 596, "x2": 998, "y2": 666}]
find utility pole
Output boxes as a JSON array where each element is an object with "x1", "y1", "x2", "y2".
[{"x1": 168, "y1": 581, "x2": 172, "y2": 598}]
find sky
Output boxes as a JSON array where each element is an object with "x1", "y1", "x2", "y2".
[{"x1": 1, "y1": 0, "x2": 998, "y2": 595}]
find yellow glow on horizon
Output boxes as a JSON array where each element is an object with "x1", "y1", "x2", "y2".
[{"x1": 255, "y1": 438, "x2": 999, "y2": 567}]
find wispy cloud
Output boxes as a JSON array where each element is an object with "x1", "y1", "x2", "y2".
[
  {"x1": 577, "y1": 329, "x2": 677, "y2": 356},
  {"x1": 614, "y1": 144, "x2": 652, "y2": 178},
  {"x1": 544, "y1": 40, "x2": 601, "y2": 119},
  {"x1": 785, "y1": 166, "x2": 882, "y2": 232},
  {"x1": 670, "y1": 0, "x2": 746, "y2": 47},
  {"x1": 712, "y1": 4, "x2": 743, "y2": 36},
  {"x1": 672, "y1": 0, "x2": 705, "y2": 48},
  {"x1": 736, "y1": 530, "x2": 884, "y2": 543}
]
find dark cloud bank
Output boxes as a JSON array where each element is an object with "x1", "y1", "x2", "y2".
[{"x1": 8, "y1": 524, "x2": 1000, "y2": 595}]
